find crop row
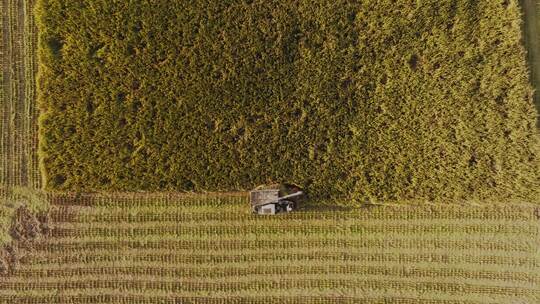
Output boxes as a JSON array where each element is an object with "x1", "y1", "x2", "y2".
[
  {"x1": 1, "y1": 277, "x2": 537, "y2": 296},
  {"x1": 0, "y1": 0, "x2": 5, "y2": 195},
  {"x1": 51, "y1": 204, "x2": 540, "y2": 222},
  {"x1": 29, "y1": 244, "x2": 537, "y2": 264},
  {"x1": 47, "y1": 209, "x2": 540, "y2": 230},
  {"x1": 21, "y1": 0, "x2": 40, "y2": 190},
  {"x1": 14, "y1": 263, "x2": 538, "y2": 283},
  {"x1": 51, "y1": 210, "x2": 540, "y2": 225},
  {"x1": 24, "y1": 250, "x2": 538, "y2": 268},
  {"x1": 51, "y1": 216, "x2": 538, "y2": 228},
  {"x1": 0, "y1": 0, "x2": 40, "y2": 190},
  {"x1": 40, "y1": 233, "x2": 535, "y2": 249},
  {"x1": 34, "y1": 237, "x2": 535, "y2": 253},
  {"x1": 0, "y1": 0, "x2": 16, "y2": 188},
  {"x1": 47, "y1": 223, "x2": 538, "y2": 239},
  {"x1": 0, "y1": 290, "x2": 521, "y2": 304}
]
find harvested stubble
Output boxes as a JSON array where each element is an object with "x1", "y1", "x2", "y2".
[
  {"x1": 36, "y1": 0, "x2": 540, "y2": 202},
  {"x1": 0, "y1": 0, "x2": 45, "y2": 262},
  {"x1": 0, "y1": 193, "x2": 538, "y2": 303},
  {"x1": 1, "y1": 0, "x2": 41, "y2": 193}
]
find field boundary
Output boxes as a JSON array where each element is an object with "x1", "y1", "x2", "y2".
[{"x1": 522, "y1": 0, "x2": 540, "y2": 123}]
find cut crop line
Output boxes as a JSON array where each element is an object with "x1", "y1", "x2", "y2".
[
  {"x1": 1, "y1": 0, "x2": 13, "y2": 188},
  {"x1": 48, "y1": 223, "x2": 538, "y2": 239},
  {"x1": 43, "y1": 228, "x2": 538, "y2": 243},
  {"x1": 0, "y1": 276, "x2": 537, "y2": 297},
  {"x1": 28, "y1": 245, "x2": 539, "y2": 262},
  {"x1": 25, "y1": 251, "x2": 539, "y2": 269},
  {"x1": 51, "y1": 218, "x2": 540, "y2": 228},
  {"x1": 1, "y1": 272, "x2": 538, "y2": 291},
  {"x1": 23, "y1": 0, "x2": 39, "y2": 189},
  {"x1": 0, "y1": 288, "x2": 530, "y2": 304},
  {"x1": 61, "y1": 211, "x2": 540, "y2": 225},
  {"x1": 37, "y1": 237, "x2": 536, "y2": 253},
  {"x1": 15, "y1": 260, "x2": 540, "y2": 283}
]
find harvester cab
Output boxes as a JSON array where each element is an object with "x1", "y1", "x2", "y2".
[{"x1": 250, "y1": 186, "x2": 304, "y2": 215}]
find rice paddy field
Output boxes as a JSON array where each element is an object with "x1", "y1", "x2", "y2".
[
  {"x1": 1, "y1": 194, "x2": 540, "y2": 303},
  {"x1": 36, "y1": 0, "x2": 540, "y2": 202},
  {"x1": 1, "y1": 0, "x2": 540, "y2": 303}
]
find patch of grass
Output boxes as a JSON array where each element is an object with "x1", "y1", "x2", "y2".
[
  {"x1": 36, "y1": 0, "x2": 540, "y2": 202},
  {"x1": 10, "y1": 186, "x2": 49, "y2": 213}
]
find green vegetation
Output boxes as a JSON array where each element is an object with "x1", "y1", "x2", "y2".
[{"x1": 36, "y1": 0, "x2": 540, "y2": 202}]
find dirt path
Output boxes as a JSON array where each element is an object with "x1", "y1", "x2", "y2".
[{"x1": 521, "y1": 0, "x2": 540, "y2": 122}]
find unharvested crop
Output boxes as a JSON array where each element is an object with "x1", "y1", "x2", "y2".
[{"x1": 36, "y1": 0, "x2": 540, "y2": 202}]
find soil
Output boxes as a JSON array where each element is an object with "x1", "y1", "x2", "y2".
[{"x1": 0, "y1": 207, "x2": 49, "y2": 274}]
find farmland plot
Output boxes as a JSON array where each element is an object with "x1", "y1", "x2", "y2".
[
  {"x1": 0, "y1": 194, "x2": 539, "y2": 303},
  {"x1": 1, "y1": 0, "x2": 40, "y2": 194},
  {"x1": 0, "y1": 0, "x2": 45, "y2": 261},
  {"x1": 36, "y1": 0, "x2": 540, "y2": 202},
  {"x1": 0, "y1": 1, "x2": 539, "y2": 303}
]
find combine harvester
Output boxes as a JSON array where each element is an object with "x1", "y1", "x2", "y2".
[{"x1": 250, "y1": 185, "x2": 304, "y2": 215}]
